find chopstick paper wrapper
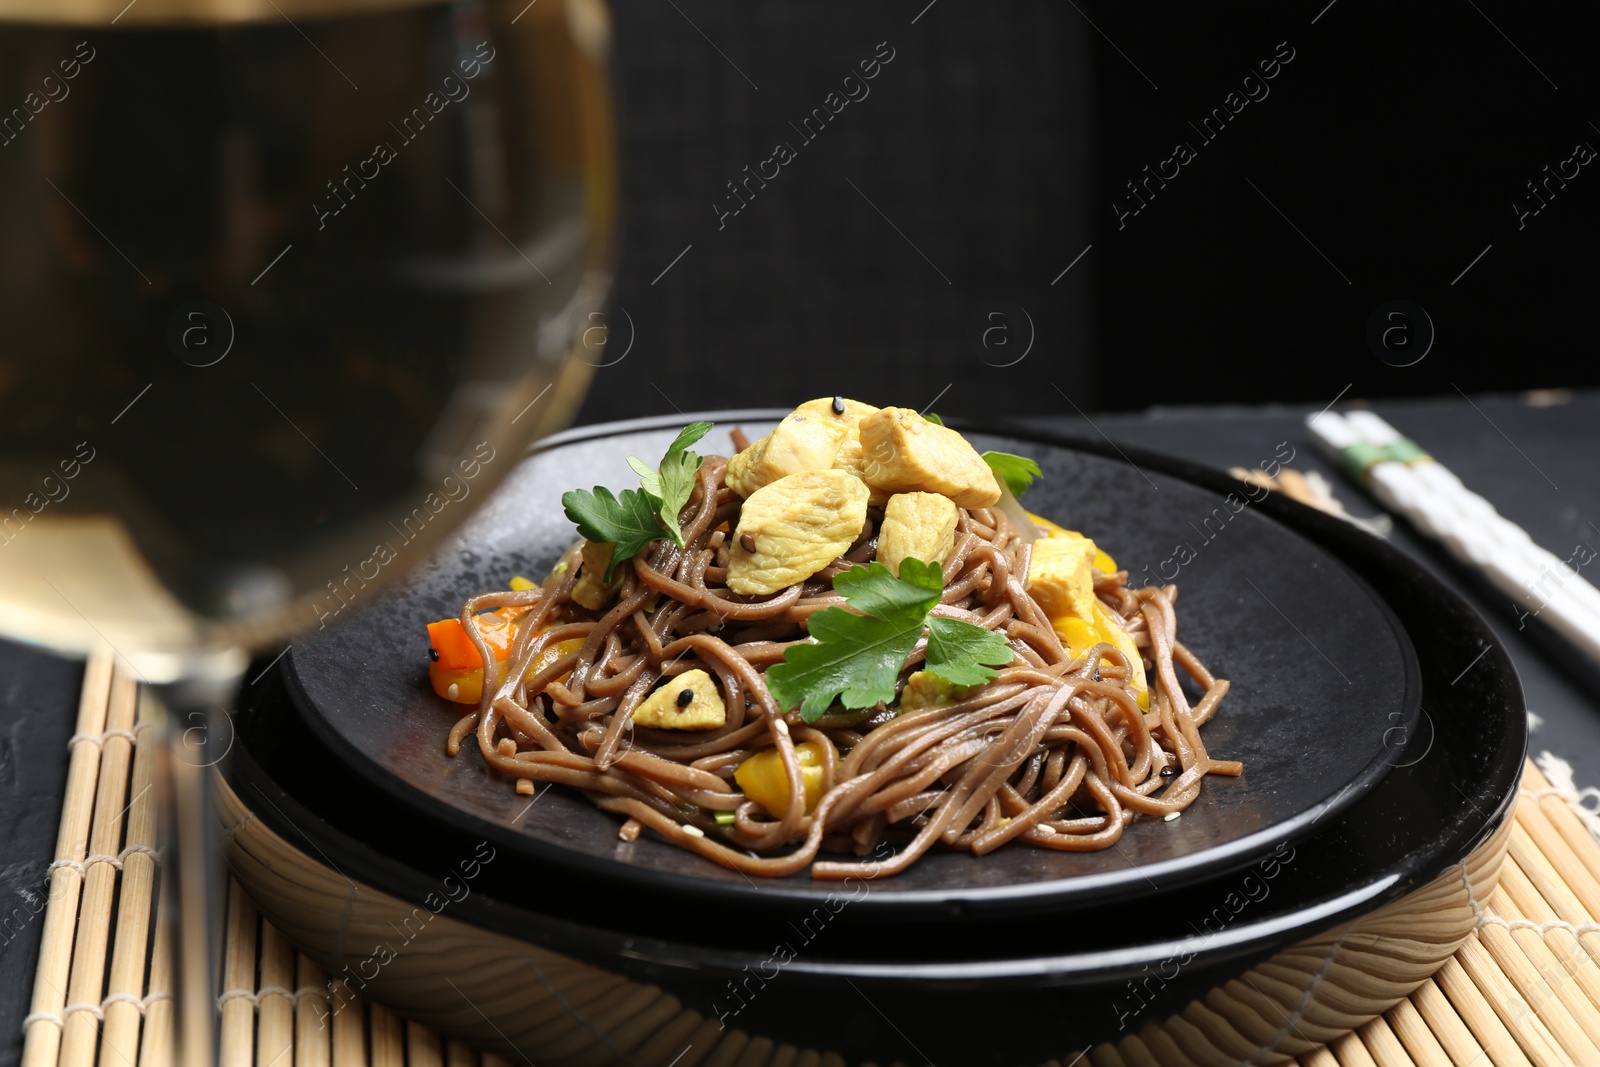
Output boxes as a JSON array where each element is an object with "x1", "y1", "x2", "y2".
[{"x1": 1306, "y1": 410, "x2": 1600, "y2": 664}]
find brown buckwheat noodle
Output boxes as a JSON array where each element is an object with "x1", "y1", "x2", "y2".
[{"x1": 445, "y1": 454, "x2": 1239, "y2": 879}]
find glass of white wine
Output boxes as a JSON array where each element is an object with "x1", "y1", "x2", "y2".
[{"x1": 0, "y1": 0, "x2": 616, "y2": 1060}]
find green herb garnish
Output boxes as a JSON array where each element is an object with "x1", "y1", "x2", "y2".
[
  {"x1": 765, "y1": 558, "x2": 1015, "y2": 722},
  {"x1": 626, "y1": 421, "x2": 714, "y2": 546},
  {"x1": 560, "y1": 487, "x2": 669, "y2": 581},
  {"x1": 982, "y1": 450, "x2": 1042, "y2": 498},
  {"x1": 563, "y1": 421, "x2": 714, "y2": 579},
  {"x1": 924, "y1": 616, "x2": 1017, "y2": 687}
]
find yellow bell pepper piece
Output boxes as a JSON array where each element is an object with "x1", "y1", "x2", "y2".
[
  {"x1": 1091, "y1": 599, "x2": 1149, "y2": 710},
  {"x1": 509, "y1": 574, "x2": 537, "y2": 591},
  {"x1": 1049, "y1": 608, "x2": 1149, "y2": 710},
  {"x1": 735, "y1": 740, "x2": 828, "y2": 819}
]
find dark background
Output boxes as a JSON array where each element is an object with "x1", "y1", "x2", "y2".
[{"x1": 577, "y1": 0, "x2": 1598, "y2": 426}]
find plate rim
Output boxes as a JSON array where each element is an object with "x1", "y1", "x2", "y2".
[{"x1": 225, "y1": 413, "x2": 1526, "y2": 984}]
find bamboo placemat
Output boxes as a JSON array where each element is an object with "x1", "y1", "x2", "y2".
[{"x1": 19, "y1": 652, "x2": 1600, "y2": 1067}]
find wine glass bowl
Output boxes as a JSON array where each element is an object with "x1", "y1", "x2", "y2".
[{"x1": 0, "y1": 0, "x2": 616, "y2": 678}]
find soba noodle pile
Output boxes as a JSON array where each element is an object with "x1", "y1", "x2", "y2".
[{"x1": 441, "y1": 421, "x2": 1238, "y2": 880}]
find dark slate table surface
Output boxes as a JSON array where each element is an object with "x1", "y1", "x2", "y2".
[{"x1": 1, "y1": 391, "x2": 1596, "y2": 1066}]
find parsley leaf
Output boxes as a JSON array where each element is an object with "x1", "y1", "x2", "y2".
[
  {"x1": 563, "y1": 421, "x2": 716, "y2": 577},
  {"x1": 628, "y1": 420, "x2": 713, "y2": 545},
  {"x1": 982, "y1": 450, "x2": 1042, "y2": 498},
  {"x1": 559, "y1": 486, "x2": 666, "y2": 580},
  {"x1": 765, "y1": 558, "x2": 1016, "y2": 722},
  {"x1": 834, "y1": 556, "x2": 942, "y2": 618},
  {"x1": 663, "y1": 419, "x2": 717, "y2": 458},
  {"x1": 652, "y1": 421, "x2": 714, "y2": 542},
  {"x1": 924, "y1": 617, "x2": 1015, "y2": 687},
  {"x1": 922, "y1": 412, "x2": 945, "y2": 426},
  {"x1": 771, "y1": 609, "x2": 925, "y2": 721}
]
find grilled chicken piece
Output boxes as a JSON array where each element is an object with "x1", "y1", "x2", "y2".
[
  {"x1": 793, "y1": 396, "x2": 885, "y2": 503},
  {"x1": 727, "y1": 469, "x2": 870, "y2": 595},
  {"x1": 725, "y1": 411, "x2": 848, "y2": 498},
  {"x1": 1026, "y1": 534, "x2": 1097, "y2": 623},
  {"x1": 632, "y1": 668, "x2": 726, "y2": 730},
  {"x1": 857, "y1": 407, "x2": 1001, "y2": 508},
  {"x1": 875, "y1": 492, "x2": 959, "y2": 576}
]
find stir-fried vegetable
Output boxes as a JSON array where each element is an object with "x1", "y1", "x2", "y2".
[
  {"x1": 734, "y1": 740, "x2": 830, "y2": 818},
  {"x1": 426, "y1": 610, "x2": 583, "y2": 704}
]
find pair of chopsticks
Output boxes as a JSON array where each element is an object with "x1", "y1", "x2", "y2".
[{"x1": 1306, "y1": 409, "x2": 1600, "y2": 664}]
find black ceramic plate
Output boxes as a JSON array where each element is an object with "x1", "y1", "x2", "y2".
[
  {"x1": 282, "y1": 412, "x2": 1420, "y2": 918},
  {"x1": 227, "y1": 421, "x2": 1523, "y2": 1065}
]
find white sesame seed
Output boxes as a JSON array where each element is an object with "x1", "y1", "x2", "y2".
[
  {"x1": 774, "y1": 719, "x2": 790, "y2": 737},
  {"x1": 1164, "y1": 811, "x2": 1181, "y2": 822},
  {"x1": 447, "y1": 683, "x2": 459, "y2": 700},
  {"x1": 681, "y1": 823, "x2": 706, "y2": 839},
  {"x1": 1035, "y1": 824, "x2": 1056, "y2": 836}
]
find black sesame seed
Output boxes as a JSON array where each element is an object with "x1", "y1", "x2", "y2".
[
  {"x1": 740, "y1": 533, "x2": 757, "y2": 553},
  {"x1": 832, "y1": 396, "x2": 847, "y2": 415},
  {"x1": 428, "y1": 648, "x2": 439, "y2": 662},
  {"x1": 1160, "y1": 766, "x2": 1179, "y2": 778},
  {"x1": 677, "y1": 688, "x2": 694, "y2": 707}
]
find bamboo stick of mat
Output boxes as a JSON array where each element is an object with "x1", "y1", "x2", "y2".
[
  {"x1": 1477, "y1": 884, "x2": 1600, "y2": 1060},
  {"x1": 1300, "y1": 1046, "x2": 1340, "y2": 1067},
  {"x1": 1525, "y1": 765, "x2": 1600, "y2": 887},
  {"x1": 1514, "y1": 795, "x2": 1600, "y2": 929},
  {"x1": 1495, "y1": 859, "x2": 1600, "y2": 1015},
  {"x1": 1379, "y1": 996, "x2": 1452, "y2": 1067},
  {"x1": 1520, "y1": 765, "x2": 1600, "y2": 944},
  {"x1": 1353, "y1": 1014, "x2": 1412, "y2": 1067},
  {"x1": 1330, "y1": 957, "x2": 1532, "y2": 1067},
  {"x1": 58, "y1": 665, "x2": 139, "y2": 1067},
  {"x1": 20, "y1": 649, "x2": 113, "y2": 1067},
  {"x1": 97, "y1": 685, "x2": 160, "y2": 1067},
  {"x1": 369, "y1": 1003, "x2": 405, "y2": 1067},
  {"x1": 405, "y1": 1021, "x2": 442, "y2": 1067},
  {"x1": 139, "y1": 877, "x2": 175, "y2": 1067},
  {"x1": 258, "y1": 920, "x2": 296, "y2": 1067},
  {"x1": 332, "y1": 987, "x2": 366, "y2": 1067},
  {"x1": 443, "y1": 1041, "x2": 474, "y2": 1067},
  {"x1": 1329, "y1": 1029, "x2": 1379, "y2": 1067},
  {"x1": 1506, "y1": 822, "x2": 1599, "y2": 965},
  {"x1": 221, "y1": 880, "x2": 260, "y2": 1067},
  {"x1": 1405, "y1": 976, "x2": 1495, "y2": 1067},
  {"x1": 296, "y1": 955, "x2": 331, "y2": 1067}
]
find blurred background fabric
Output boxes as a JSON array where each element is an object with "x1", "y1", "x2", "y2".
[
  {"x1": 579, "y1": 0, "x2": 1598, "y2": 426},
  {"x1": 577, "y1": 0, "x2": 1092, "y2": 424}
]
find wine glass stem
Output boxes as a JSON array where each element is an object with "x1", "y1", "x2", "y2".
[{"x1": 148, "y1": 663, "x2": 243, "y2": 1067}]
